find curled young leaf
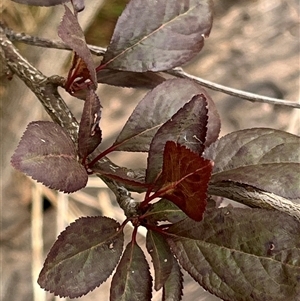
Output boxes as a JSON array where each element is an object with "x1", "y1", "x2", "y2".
[
  {"x1": 11, "y1": 121, "x2": 88, "y2": 193},
  {"x1": 58, "y1": 5, "x2": 97, "y2": 90},
  {"x1": 101, "y1": 0, "x2": 213, "y2": 72},
  {"x1": 38, "y1": 216, "x2": 124, "y2": 298},
  {"x1": 166, "y1": 208, "x2": 300, "y2": 301},
  {"x1": 78, "y1": 89, "x2": 102, "y2": 159}
]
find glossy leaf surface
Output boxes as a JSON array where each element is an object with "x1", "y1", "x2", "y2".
[
  {"x1": 11, "y1": 121, "x2": 88, "y2": 193},
  {"x1": 101, "y1": 0, "x2": 213, "y2": 72},
  {"x1": 110, "y1": 242, "x2": 152, "y2": 301},
  {"x1": 156, "y1": 141, "x2": 213, "y2": 221},
  {"x1": 204, "y1": 128, "x2": 300, "y2": 199},
  {"x1": 166, "y1": 208, "x2": 300, "y2": 301},
  {"x1": 78, "y1": 89, "x2": 102, "y2": 159},
  {"x1": 38, "y1": 217, "x2": 124, "y2": 298},
  {"x1": 114, "y1": 79, "x2": 217, "y2": 152},
  {"x1": 146, "y1": 230, "x2": 173, "y2": 290},
  {"x1": 146, "y1": 94, "x2": 208, "y2": 183}
]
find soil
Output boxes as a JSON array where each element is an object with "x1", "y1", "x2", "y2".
[{"x1": 1, "y1": 1, "x2": 299, "y2": 301}]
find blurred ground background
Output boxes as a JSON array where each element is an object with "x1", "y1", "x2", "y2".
[{"x1": 1, "y1": 0, "x2": 299, "y2": 301}]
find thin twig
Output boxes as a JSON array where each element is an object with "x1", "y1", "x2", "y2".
[
  {"x1": 3, "y1": 25, "x2": 106, "y2": 56},
  {"x1": 4, "y1": 26, "x2": 299, "y2": 109},
  {"x1": 167, "y1": 68, "x2": 300, "y2": 109}
]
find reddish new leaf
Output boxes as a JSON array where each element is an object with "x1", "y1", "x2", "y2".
[
  {"x1": 58, "y1": 5, "x2": 97, "y2": 91},
  {"x1": 78, "y1": 89, "x2": 102, "y2": 159},
  {"x1": 146, "y1": 94, "x2": 208, "y2": 183},
  {"x1": 11, "y1": 121, "x2": 88, "y2": 193},
  {"x1": 156, "y1": 141, "x2": 213, "y2": 221},
  {"x1": 101, "y1": 0, "x2": 213, "y2": 72},
  {"x1": 110, "y1": 242, "x2": 152, "y2": 301},
  {"x1": 38, "y1": 217, "x2": 124, "y2": 298}
]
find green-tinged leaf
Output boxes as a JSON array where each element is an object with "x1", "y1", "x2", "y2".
[
  {"x1": 146, "y1": 94, "x2": 208, "y2": 183},
  {"x1": 113, "y1": 79, "x2": 215, "y2": 152},
  {"x1": 162, "y1": 256, "x2": 183, "y2": 301},
  {"x1": 144, "y1": 199, "x2": 187, "y2": 224},
  {"x1": 146, "y1": 230, "x2": 173, "y2": 290},
  {"x1": 11, "y1": 121, "x2": 88, "y2": 193},
  {"x1": 101, "y1": 0, "x2": 213, "y2": 72},
  {"x1": 97, "y1": 69, "x2": 165, "y2": 89},
  {"x1": 78, "y1": 89, "x2": 102, "y2": 159},
  {"x1": 58, "y1": 5, "x2": 97, "y2": 88},
  {"x1": 38, "y1": 216, "x2": 124, "y2": 298},
  {"x1": 166, "y1": 208, "x2": 300, "y2": 301},
  {"x1": 110, "y1": 242, "x2": 152, "y2": 301},
  {"x1": 204, "y1": 128, "x2": 300, "y2": 200},
  {"x1": 155, "y1": 141, "x2": 213, "y2": 221}
]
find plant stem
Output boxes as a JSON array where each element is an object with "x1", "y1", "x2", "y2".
[
  {"x1": 167, "y1": 68, "x2": 300, "y2": 109},
  {"x1": 4, "y1": 25, "x2": 299, "y2": 109}
]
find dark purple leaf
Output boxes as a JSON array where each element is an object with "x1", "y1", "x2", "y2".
[
  {"x1": 11, "y1": 0, "x2": 69, "y2": 6},
  {"x1": 38, "y1": 216, "x2": 124, "y2": 298},
  {"x1": 11, "y1": 121, "x2": 88, "y2": 193},
  {"x1": 97, "y1": 69, "x2": 165, "y2": 89},
  {"x1": 78, "y1": 89, "x2": 102, "y2": 159},
  {"x1": 113, "y1": 79, "x2": 218, "y2": 152},
  {"x1": 162, "y1": 256, "x2": 183, "y2": 301},
  {"x1": 146, "y1": 230, "x2": 173, "y2": 290},
  {"x1": 204, "y1": 128, "x2": 300, "y2": 199},
  {"x1": 58, "y1": 5, "x2": 97, "y2": 88},
  {"x1": 146, "y1": 94, "x2": 208, "y2": 183},
  {"x1": 166, "y1": 208, "x2": 300, "y2": 301},
  {"x1": 110, "y1": 242, "x2": 152, "y2": 301},
  {"x1": 101, "y1": 0, "x2": 213, "y2": 72}
]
